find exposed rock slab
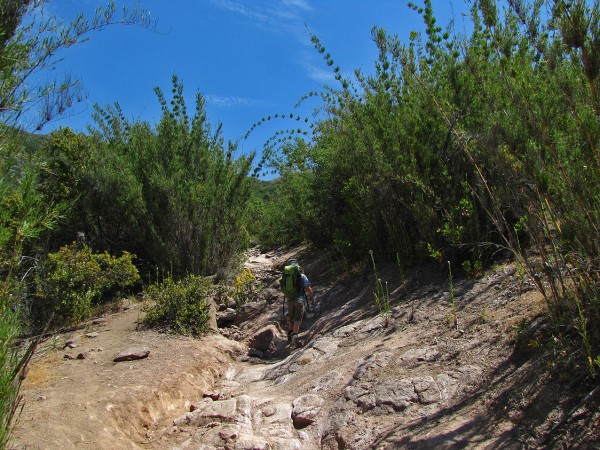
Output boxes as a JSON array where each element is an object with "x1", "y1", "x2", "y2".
[{"x1": 291, "y1": 394, "x2": 324, "y2": 428}]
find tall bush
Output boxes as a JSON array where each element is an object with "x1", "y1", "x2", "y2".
[{"x1": 85, "y1": 75, "x2": 255, "y2": 276}]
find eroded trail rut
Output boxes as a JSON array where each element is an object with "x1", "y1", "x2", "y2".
[
  {"x1": 148, "y1": 247, "x2": 543, "y2": 449},
  {"x1": 12, "y1": 247, "x2": 595, "y2": 449}
]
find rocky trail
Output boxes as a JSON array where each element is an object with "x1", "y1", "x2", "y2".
[{"x1": 9, "y1": 246, "x2": 599, "y2": 449}]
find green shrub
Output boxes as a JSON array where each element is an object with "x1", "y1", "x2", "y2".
[
  {"x1": 33, "y1": 243, "x2": 140, "y2": 329},
  {"x1": 142, "y1": 275, "x2": 212, "y2": 336}
]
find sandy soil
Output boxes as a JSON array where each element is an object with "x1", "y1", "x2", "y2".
[{"x1": 8, "y1": 246, "x2": 600, "y2": 449}]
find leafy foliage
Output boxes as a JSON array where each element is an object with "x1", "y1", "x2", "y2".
[
  {"x1": 0, "y1": 1, "x2": 598, "y2": 444},
  {"x1": 36, "y1": 128, "x2": 92, "y2": 248},
  {"x1": 67, "y1": 75, "x2": 255, "y2": 276},
  {"x1": 247, "y1": 139, "x2": 315, "y2": 247},
  {"x1": 32, "y1": 243, "x2": 140, "y2": 330},
  {"x1": 142, "y1": 275, "x2": 212, "y2": 336}
]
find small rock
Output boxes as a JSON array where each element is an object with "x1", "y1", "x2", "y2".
[
  {"x1": 452, "y1": 329, "x2": 465, "y2": 339},
  {"x1": 203, "y1": 392, "x2": 221, "y2": 401},
  {"x1": 220, "y1": 328, "x2": 232, "y2": 338},
  {"x1": 216, "y1": 308, "x2": 237, "y2": 326},
  {"x1": 85, "y1": 332, "x2": 99, "y2": 339},
  {"x1": 63, "y1": 336, "x2": 81, "y2": 349},
  {"x1": 76, "y1": 351, "x2": 89, "y2": 360},
  {"x1": 218, "y1": 429, "x2": 238, "y2": 441},
  {"x1": 113, "y1": 347, "x2": 150, "y2": 362},
  {"x1": 262, "y1": 405, "x2": 276, "y2": 417}
]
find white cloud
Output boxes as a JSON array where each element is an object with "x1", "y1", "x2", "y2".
[
  {"x1": 209, "y1": 0, "x2": 269, "y2": 23},
  {"x1": 282, "y1": 0, "x2": 313, "y2": 12},
  {"x1": 209, "y1": 0, "x2": 313, "y2": 30},
  {"x1": 302, "y1": 61, "x2": 335, "y2": 84},
  {"x1": 205, "y1": 95, "x2": 261, "y2": 107},
  {"x1": 210, "y1": 0, "x2": 323, "y2": 85}
]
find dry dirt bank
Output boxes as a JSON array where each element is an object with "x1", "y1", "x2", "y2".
[{"x1": 9, "y1": 246, "x2": 600, "y2": 449}]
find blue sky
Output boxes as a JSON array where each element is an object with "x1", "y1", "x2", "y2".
[{"x1": 38, "y1": 0, "x2": 470, "y2": 157}]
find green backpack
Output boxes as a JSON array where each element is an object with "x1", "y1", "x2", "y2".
[{"x1": 281, "y1": 262, "x2": 303, "y2": 300}]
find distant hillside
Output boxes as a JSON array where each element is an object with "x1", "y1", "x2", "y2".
[
  {"x1": 23, "y1": 132, "x2": 48, "y2": 153},
  {"x1": 250, "y1": 177, "x2": 276, "y2": 201}
]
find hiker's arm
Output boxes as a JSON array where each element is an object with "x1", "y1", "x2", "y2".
[{"x1": 306, "y1": 285, "x2": 315, "y2": 304}]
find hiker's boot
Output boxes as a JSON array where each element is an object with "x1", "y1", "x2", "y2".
[{"x1": 287, "y1": 330, "x2": 293, "y2": 343}]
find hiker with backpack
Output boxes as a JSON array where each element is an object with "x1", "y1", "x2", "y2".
[{"x1": 280, "y1": 260, "x2": 315, "y2": 345}]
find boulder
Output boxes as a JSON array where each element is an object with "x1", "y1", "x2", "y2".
[
  {"x1": 345, "y1": 379, "x2": 419, "y2": 412},
  {"x1": 249, "y1": 325, "x2": 280, "y2": 352},
  {"x1": 248, "y1": 348, "x2": 264, "y2": 358}
]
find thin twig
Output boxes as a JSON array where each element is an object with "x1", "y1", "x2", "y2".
[{"x1": 544, "y1": 383, "x2": 600, "y2": 442}]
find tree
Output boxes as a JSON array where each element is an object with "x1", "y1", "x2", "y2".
[{"x1": 0, "y1": 0, "x2": 154, "y2": 132}]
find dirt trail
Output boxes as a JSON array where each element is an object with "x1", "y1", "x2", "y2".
[{"x1": 9, "y1": 247, "x2": 600, "y2": 449}]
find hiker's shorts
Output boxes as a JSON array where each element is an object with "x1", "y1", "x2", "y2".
[{"x1": 287, "y1": 298, "x2": 304, "y2": 324}]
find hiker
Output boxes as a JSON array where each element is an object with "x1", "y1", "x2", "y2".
[{"x1": 280, "y1": 261, "x2": 315, "y2": 344}]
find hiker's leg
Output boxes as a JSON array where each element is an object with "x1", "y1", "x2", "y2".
[
  {"x1": 292, "y1": 321, "x2": 301, "y2": 334},
  {"x1": 287, "y1": 300, "x2": 295, "y2": 331},
  {"x1": 287, "y1": 299, "x2": 296, "y2": 342},
  {"x1": 292, "y1": 299, "x2": 304, "y2": 334}
]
